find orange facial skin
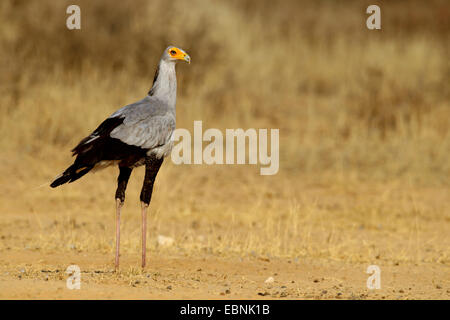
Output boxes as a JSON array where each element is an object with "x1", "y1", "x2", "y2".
[{"x1": 168, "y1": 47, "x2": 190, "y2": 63}]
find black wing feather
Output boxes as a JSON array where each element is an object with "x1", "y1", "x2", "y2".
[
  {"x1": 71, "y1": 117, "x2": 124, "y2": 155},
  {"x1": 51, "y1": 116, "x2": 148, "y2": 188}
]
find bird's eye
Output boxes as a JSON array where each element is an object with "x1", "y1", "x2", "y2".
[{"x1": 170, "y1": 50, "x2": 177, "y2": 56}]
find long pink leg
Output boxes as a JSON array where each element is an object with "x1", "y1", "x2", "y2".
[
  {"x1": 115, "y1": 199, "x2": 123, "y2": 271},
  {"x1": 141, "y1": 202, "x2": 149, "y2": 269}
]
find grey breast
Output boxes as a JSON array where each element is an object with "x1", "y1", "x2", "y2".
[{"x1": 109, "y1": 96, "x2": 175, "y2": 157}]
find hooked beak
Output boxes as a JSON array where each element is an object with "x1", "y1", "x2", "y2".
[{"x1": 182, "y1": 53, "x2": 191, "y2": 64}]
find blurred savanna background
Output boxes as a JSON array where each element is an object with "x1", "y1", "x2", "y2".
[{"x1": 0, "y1": 0, "x2": 449, "y2": 299}]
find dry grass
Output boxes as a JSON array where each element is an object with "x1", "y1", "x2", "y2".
[{"x1": 0, "y1": 0, "x2": 449, "y2": 298}]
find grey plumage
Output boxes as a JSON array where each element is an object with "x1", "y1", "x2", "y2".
[
  {"x1": 81, "y1": 46, "x2": 186, "y2": 164},
  {"x1": 109, "y1": 96, "x2": 175, "y2": 158},
  {"x1": 108, "y1": 48, "x2": 182, "y2": 158},
  {"x1": 50, "y1": 46, "x2": 190, "y2": 269}
]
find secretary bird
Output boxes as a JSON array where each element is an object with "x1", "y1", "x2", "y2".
[{"x1": 50, "y1": 46, "x2": 190, "y2": 270}]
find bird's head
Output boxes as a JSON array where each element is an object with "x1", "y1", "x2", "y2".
[{"x1": 163, "y1": 46, "x2": 191, "y2": 64}]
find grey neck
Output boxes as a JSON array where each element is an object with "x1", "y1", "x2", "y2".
[{"x1": 148, "y1": 60, "x2": 177, "y2": 109}]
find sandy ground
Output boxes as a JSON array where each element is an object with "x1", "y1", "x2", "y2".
[
  {"x1": 0, "y1": 167, "x2": 449, "y2": 300},
  {"x1": 1, "y1": 249, "x2": 448, "y2": 299}
]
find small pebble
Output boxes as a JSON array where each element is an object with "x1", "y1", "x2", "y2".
[{"x1": 265, "y1": 277, "x2": 275, "y2": 284}]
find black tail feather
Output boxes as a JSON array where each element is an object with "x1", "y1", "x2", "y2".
[{"x1": 50, "y1": 163, "x2": 93, "y2": 188}]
